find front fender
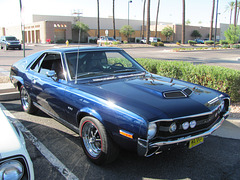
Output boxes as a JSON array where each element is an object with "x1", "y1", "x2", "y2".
[
  {"x1": 77, "y1": 107, "x2": 103, "y2": 123},
  {"x1": 10, "y1": 75, "x2": 24, "y2": 90}
]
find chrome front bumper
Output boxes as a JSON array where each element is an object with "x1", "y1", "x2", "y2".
[{"x1": 137, "y1": 112, "x2": 229, "y2": 157}]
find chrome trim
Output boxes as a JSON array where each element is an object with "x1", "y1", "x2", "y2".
[
  {"x1": 151, "y1": 98, "x2": 228, "y2": 123},
  {"x1": 138, "y1": 111, "x2": 229, "y2": 157}
]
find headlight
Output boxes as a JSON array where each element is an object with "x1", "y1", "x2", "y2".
[
  {"x1": 147, "y1": 123, "x2": 157, "y2": 140},
  {"x1": 169, "y1": 122, "x2": 177, "y2": 133},
  {"x1": 0, "y1": 160, "x2": 24, "y2": 180}
]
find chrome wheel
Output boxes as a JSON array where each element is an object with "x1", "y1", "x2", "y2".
[
  {"x1": 21, "y1": 86, "x2": 29, "y2": 111},
  {"x1": 82, "y1": 121, "x2": 102, "y2": 158}
]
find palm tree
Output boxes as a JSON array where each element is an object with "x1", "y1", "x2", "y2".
[
  {"x1": 97, "y1": 0, "x2": 100, "y2": 38},
  {"x1": 234, "y1": 0, "x2": 238, "y2": 27},
  {"x1": 146, "y1": 0, "x2": 151, "y2": 44},
  {"x1": 209, "y1": 0, "x2": 215, "y2": 41},
  {"x1": 142, "y1": 0, "x2": 146, "y2": 39},
  {"x1": 155, "y1": 0, "x2": 161, "y2": 37},
  {"x1": 113, "y1": 0, "x2": 116, "y2": 39},
  {"x1": 182, "y1": 0, "x2": 185, "y2": 44},
  {"x1": 226, "y1": 1, "x2": 235, "y2": 25}
]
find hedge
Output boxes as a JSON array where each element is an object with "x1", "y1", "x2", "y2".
[{"x1": 136, "y1": 58, "x2": 240, "y2": 102}]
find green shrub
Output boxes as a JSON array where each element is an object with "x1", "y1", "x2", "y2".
[
  {"x1": 151, "y1": 42, "x2": 158, "y2": 47},
  {"x1": 56, "y1": 39, "x2": 65, "y2": 44},
  {"x1": 188, "y1": 40, "x2": 197, "y2": 46},
  {"x1": 220, "y1": 40, "x2": 228, "y2": 45},
  {"x1": 123, "y1": 40, "x2": 128, "y2": 44},
  {"x1": 113, "y1": 41, "x2": 120, "y2": 45},
  {"x1": 204, "y1": 40, "x2": 214, "y2": 45},
  {"x1": 157, "y1": 42, "x2": 164, "y2": 46},
  {"x1": 232, "y1": 44, "x2": 240, "y2": 49},
  {"x1": 104, "y1": 42, "x2": 110, "y2": 45},
  {"x1": 222, "y1": 44, "x2": 230, "y2": 48},
  {"x1": 136, "y1": 58, "x2": 240, "y2": 102},
  {"x1": 176, "y1": 42, "x2": 181, "y2": 46}
]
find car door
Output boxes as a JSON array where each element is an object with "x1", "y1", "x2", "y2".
[{"x1": 29, "y1": 52, "x2": 68, "y2": 120}]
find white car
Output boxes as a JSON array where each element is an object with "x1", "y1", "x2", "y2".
[
  {"x1": 140, "y1": 37, "x2": 158, "y2": 44},
  {"x1": 0, "y1": 108, "x2": 34, "y2": 180},
  {"x1": 97, "y1": 36, "x2": 117, "y2": 45}
]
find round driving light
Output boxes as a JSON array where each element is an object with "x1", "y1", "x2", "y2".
[
  {"x1": 169, "y1": 122, "x2": 177, "y2": 133},
  {"x1": 0, "y1": 160, "x2": 24, "y2": 180},
  {"x1": 147, "y1": 123, "x2": 157, "y2": 140},
  {"x1": 182, "y1": 122, "x2": 189, "y2": 130},
  {"x1": 190, "y1": 120, "x2": 197, "y2": 128}
]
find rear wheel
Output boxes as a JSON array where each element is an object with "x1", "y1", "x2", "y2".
[
  {"x1": 79, "y1": 116, "x2": 119, "y2": 165},
  {"x1": 20, "y1": 85, "x2": 37, "y2": 114}
]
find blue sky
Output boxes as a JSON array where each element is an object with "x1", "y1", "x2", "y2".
[{"x1": 0, "y1": 0, "x2": 237, "y2": 27}]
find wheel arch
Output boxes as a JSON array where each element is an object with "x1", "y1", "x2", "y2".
[{"x1": 76, "y1": 107, "x2": 103, "y2": 127}]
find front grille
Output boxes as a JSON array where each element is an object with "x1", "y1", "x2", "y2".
[{"x1": 154, "y1": 108, "x2": 221, "y2": 141}]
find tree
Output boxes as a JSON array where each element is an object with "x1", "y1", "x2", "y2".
[
  {"x1": 142, "y1": 0, "x2": 146, "y2": 39},
  {"x1": 97, "y1": 0, "x2": 100, "y2": 38},
  {"x1": 182, "y1": 0, "x2": 185, "y2": 44},
  {"x1": 226, "y1": 1, "x2": 235, "y2": 25},
  {"x1": 155, "y1": 0, "x2": 161, "y2": 37},
  {"x1": 186, "y1": 19, "x2": 191, "y2": 25},
  {"x1": 73, "y1": 22, "x2": 90, "y2": 43},
  {"x1": 234, "y1": 0, "x2": 238, "y2": 27},
  {"x1": 209, "y1": 0, "x2": 215, "y2": 41},
  {"x1": 224, "y1": 25, "x2": 240, "y2": 44},
  {"x1": 191, "y1": 30, "x2": 202, "y2": 39},
  {"x1": 113, "y1": 0, "x2": 116, "y2": 39},
  {"x1": 120, "y1": 25, "x2": 135, "y2": 39},
  {"x1": 161, "y1": 26, "x2": 174, "y2": 41},
  {"x1": 146, "y1": 0, "x2": 151, "y2": 44}
]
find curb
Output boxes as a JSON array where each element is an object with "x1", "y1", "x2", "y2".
[{"x1": 0, "y1": 82, "x2": 19, "y2": 101}]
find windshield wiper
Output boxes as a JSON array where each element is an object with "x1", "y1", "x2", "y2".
[
  {"x1": 76, "y1": 71, "x2": 103, "y2": 78},
  {"x1": 114, "y1": 69, "x2": 137, "y2": 73}
]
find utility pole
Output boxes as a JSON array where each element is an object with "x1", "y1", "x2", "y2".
[
  {"x1": 19, "y1": 0, "x2": 25, "y2": 57},
  {"x1": 214, "y1": 0, "x2": 219, "y2": 47},
  {"x1": 72, "y1": 10, "x2": 82, "y2": 44}
]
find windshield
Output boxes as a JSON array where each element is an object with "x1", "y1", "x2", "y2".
[
  {"x1": 6, "y1": 37, "x2": 17, "y2": 41},
  {"x1": 65, "y1": 51, "x2": 145, "y2": 80}
]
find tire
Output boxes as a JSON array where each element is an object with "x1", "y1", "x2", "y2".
[
  {"x1": 79, "y1": 116, "x2": 119, "y2": 165},
  {"x1": 20, "y1": 85, "x2": 37, "y2": 114}
]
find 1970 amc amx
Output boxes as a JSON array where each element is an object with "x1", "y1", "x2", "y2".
[{"x1": 10, "y1": 47, "x2": 230, "y2": 165}]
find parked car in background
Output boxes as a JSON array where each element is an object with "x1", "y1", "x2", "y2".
[
  {"x1": 141, "y1": 37, "x2": 158, "y2": 44},
  {"x1": 10, "y1": 47, "x2": 230, "y2": 165},
  {"x1": 0, "y1": 108, "x2": 34, "y2": 179},
  {"x1": 97, "y1": 36, "x2": 118, "y2": 45},
  {"x1": 0, "y1": 36, "x2": 22, "y2": 50},
  {"x1": 194, "y1": 39, "x2": 204, "y2": 44}
]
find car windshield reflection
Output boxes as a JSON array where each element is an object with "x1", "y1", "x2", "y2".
[{"x1": 65, "y1": 51, "x2": 144, "y2": 80}]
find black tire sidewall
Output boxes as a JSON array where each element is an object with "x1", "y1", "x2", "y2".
[
  {"x1": 79, "y1": 116, "x2": 116, "y2": 165},
  {"x1": 20, "y1": 85, "x2": 37, "y2": 114}
]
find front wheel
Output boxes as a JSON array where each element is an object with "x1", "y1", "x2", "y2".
[
  {"x1": 20, "y1": 85, "x2": 37, "y2": 114},
  {"x1": 79, "y1": 116, "x2": 119, "y2": 165}
]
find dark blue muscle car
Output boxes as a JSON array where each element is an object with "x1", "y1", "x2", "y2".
[{"x1": 10, "y1": 47, "x2": 230, "y2": 165}]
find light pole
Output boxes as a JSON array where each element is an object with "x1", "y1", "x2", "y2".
[
  {"x1": 214, "y1": 0, "x2": 219, "y2": 47},
  {"x1": 19, "y1": 0, "x2": 25, "y2": 57},
  {"x1": 128, "y1": 0, "x2": 132, "y2": 26}
]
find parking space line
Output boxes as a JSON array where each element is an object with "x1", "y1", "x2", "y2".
[{"x1": 0, "y1": 103, "x2": 79, "y2": 180}]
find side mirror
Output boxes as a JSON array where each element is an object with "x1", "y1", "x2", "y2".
[{"x1": 46, "y1": 70, "x2": 57, "y2": 81}]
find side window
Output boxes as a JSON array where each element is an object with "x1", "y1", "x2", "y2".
[{"x1": 31, "y1": 53, "x2": 65, "y2": 80}]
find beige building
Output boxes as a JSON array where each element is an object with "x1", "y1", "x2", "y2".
[{"x1": 1, "y1": 14, "x2": 220, "y2": 44}]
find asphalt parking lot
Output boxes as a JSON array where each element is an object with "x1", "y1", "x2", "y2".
[{"x1": 0, "y1": 45, "x2": 240, "y2": 180}]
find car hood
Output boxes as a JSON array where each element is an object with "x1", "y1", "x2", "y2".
[
  {"x1": 75, "y1": 75, "x2": 223, "y2": 121},
  {"x1": 0, "y1": 109, "x2": 23, "y2": 157}
]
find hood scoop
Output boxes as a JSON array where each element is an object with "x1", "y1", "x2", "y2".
[{"x1": 163, "y1": 88, "x2": 193, "y2": 99}]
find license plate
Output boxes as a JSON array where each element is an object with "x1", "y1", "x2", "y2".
[{"x1": 189, "y1": 137, "x2": 204, "y2": 149}]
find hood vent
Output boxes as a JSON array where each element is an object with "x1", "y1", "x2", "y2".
[{"x1": 163, "y1": 88, "x2": 193, "y2": 99}]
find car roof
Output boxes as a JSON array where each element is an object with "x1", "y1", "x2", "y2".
[{"x1": 44, "y1": 47, "x2": 122, "y2": 53}]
